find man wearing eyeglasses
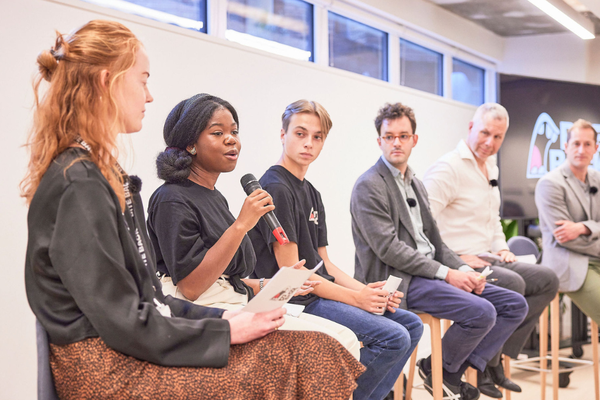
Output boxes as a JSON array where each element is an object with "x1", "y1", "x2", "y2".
[
  {"x1": 350, "y1": 102, "x2": 528, "y2": 400},
  {"x1": 422, "y1": 103, "x2": 558, "y2": 398}
]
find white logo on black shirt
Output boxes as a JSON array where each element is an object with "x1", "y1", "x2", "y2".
[{"x1": 309, "y1": 207, "x2": 319, "y2": 225}]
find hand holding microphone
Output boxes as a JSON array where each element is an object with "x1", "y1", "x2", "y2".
[
  {"x1": 241, "y1": 174, "x2": 290, "y2": 245},
  {"x1": 236, "y1": 185, "x2": 275, "y2": 232}
]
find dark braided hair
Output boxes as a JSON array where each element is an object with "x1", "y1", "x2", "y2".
[{"x1": 156, "y1": 93, "x2": 239, "y2": 183}]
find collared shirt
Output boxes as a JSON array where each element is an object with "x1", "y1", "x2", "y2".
[
  {"x1": 573, "y1": 172, "x2": 592, "y2": 215},
  {"x1": 422, "y1": 139, "x2": 508, "y2": 255},
  {"x1": 381, "y1": 156, "x2": 436, "y2": 258},
  {"x1": 380, "y1": 156, "x2": 474, "y2": 279}
]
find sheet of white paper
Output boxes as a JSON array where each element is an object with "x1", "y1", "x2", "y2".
[
  {"x1": 283, "y1": 303, "x2": 305, "y2": 318},
  {"x1": 373, "y1": 275, "x2": 403, "y2": 315},
  {"x1": 516, "y1": 254, "x2": 537, "y2": 264},
  {"x1": 382, "y1": 275, "x2": 402, "y2": 294},
  {"x1": 477, "y1": 252, "x2": 503, "y2": 261},
  {"x1": 478, "y1": 266, "x2": 494, "y2": 280},
  {"x1": 242, "y1": 261, "x2": 323, "y2": 313}
]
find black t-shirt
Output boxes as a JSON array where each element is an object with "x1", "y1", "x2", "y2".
[
  {"x1": 249, "y1": 165, "x2": 334, "y2": 305},
  {"x1": 147, "y1": 180, "x2": 255, "y2": 287}
]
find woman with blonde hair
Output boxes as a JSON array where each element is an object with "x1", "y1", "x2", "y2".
[{"x1": 23, "y1": 20, "x2": 363, "y2": 399}]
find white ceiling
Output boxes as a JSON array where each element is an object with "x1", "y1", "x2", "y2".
[{"x1": 424, "y1": 0, "x2": 600, "y2": 37}]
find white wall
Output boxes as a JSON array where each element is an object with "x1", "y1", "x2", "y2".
[
  {"x1": 1, "y1": 0, "x2": 479, "y2": 398},
  {"x1": 501, "y1": 31, "x2": 600, "y2": 85}
]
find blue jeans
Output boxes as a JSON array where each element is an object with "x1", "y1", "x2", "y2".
[
  {"x1": 304, "y1": 298, "x2": 423, "y2": 400},
  {"x1": 406, "y1": 277, "x2": 528, "y2": 372}
]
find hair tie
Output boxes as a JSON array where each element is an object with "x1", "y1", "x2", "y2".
[
  {"x1": 165, "y1": 146, "x2": 182, "y2": 152},
  {"x1": 49, "y1": 48, "x2": 62, "y2": 61}
]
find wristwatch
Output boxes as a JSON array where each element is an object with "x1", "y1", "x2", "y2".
[{"x1": 259, "y1": 278, "x2": 265, "y2": 292}]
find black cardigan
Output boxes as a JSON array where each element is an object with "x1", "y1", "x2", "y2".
[{"x1": 25, "y1": 148, "x2": 230, "y2": 367}]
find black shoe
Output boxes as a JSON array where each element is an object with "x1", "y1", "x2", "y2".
[
  {"x1": 384, "y1": 375, "x2": 409, "y2": 400},
  {"x1": 423, "y1": 373, "x2": 480, "y2": 400},
  {"x1": 417, "y1": 358, "x2": 431, "y2": 382},
  {"x1": 477, "y1": 368, "x2": 503, "y2": 398},
  {"x1": 488, "y1": 360, "x2": 522, "y2": 393}
]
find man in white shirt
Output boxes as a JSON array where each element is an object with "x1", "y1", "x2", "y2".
[
  {"x1": 536, "y1": 119, "x2": 600, "y2": 324},
  {"x1": 352, "y1": 102, "x2": 528, "y2": 400},
  {"x1": 422, "y1": 103, "x2": 559, "y2": 398}
]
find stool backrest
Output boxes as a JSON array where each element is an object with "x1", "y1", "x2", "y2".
[{"x1": 507, "y1": 236, "x2": 540, "y2": 259}]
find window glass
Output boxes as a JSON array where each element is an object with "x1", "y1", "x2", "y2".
[
  {"x1": 328, "y1": 12, "x2": 388, "y2": 81},
  {"x1": 400, "y1": 39, "x2": 443, "y2": 96},
  {"x1": 452, "y1": 58, "x2": 485, "y2": 106},
  {"x1": 226, "y1": 0, "x2": 313, "y2": 61},
  {"x1": 82, "y1": 0, "x2": 207, "y2": 32}
]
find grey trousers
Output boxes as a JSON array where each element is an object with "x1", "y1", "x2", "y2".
[{"x1": 476, "y1": 259, "x2": 559, "y2": 363}]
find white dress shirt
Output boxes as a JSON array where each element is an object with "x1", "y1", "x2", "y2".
[{"x1": 422, "y1": 139, "x2": 509, "y2": 255}]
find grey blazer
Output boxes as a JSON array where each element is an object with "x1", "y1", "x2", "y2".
[
  {"x1": 350, "y1": 158, "x2": 464, "y2": 309},
  {"x1": 535, "y1": 163, "x2": 600, "y2": 292}
]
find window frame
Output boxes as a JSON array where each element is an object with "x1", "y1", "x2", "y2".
[
  {"x1": 451, "y1": 57, "x2": 487, "y2": 106},
  {"x1": 327, "y1": 10, "x2": 390, "y2": 82},
  {"x1": 399, "y1": 37, "x2": 444, "y2": 96},
  {"x1": 53, "y1": 0, "x2": 499, "y2": 104}
]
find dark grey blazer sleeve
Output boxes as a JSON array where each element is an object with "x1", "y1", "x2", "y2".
[{"x1": 351, "y1": 171, "x2": 441, "y2": 278}]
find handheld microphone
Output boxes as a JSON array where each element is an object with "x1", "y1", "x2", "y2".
[
  {"x1": 489, "y1": 179, "x2": 498, "y2": 187},
  {"x1": 591, "y1": 186, "x2": 598, "y2": 195},
  {"x1": 240, "y1": 174, "x2": 289, "y2": 245},
  {"x1": 407, "y1": 198, "x2": 417, "y2": 207}
]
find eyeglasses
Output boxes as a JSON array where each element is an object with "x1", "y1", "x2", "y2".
[{"x1": 380, "y1": 134, "x2": 415, "y2": 144}]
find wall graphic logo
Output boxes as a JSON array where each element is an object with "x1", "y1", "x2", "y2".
[{"x1": 526, "y1": 113, "x2": 600, "y2": 179}]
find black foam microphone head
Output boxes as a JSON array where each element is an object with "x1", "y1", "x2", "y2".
[
  {"x1": 407, "y1": 198, "x2": 417, "y2": 207},
  {"x1": 489, "y1": 179, "x2": 498, "y2": 187},
  {"x1": 240, "y1": 173, "x2": 261, "y2": 195},
  {"x1": 591, "y1": 186, "x2": 598, "y2": 195}
]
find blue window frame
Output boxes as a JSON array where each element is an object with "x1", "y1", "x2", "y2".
[
  {"x1": 226, "y1": 0, "x2": 314, "y2": 61},
  {"x1": 82, "y1": 0, "x2": 207, "y2": 32},
  {"x1": 400, "y1": 39, "x2": 443, "y2": 96},
  {"x1": 452, "y1": 58, "x2": 485, "y2": 106},
  {"x1": 328, "y1": 12, "x2": 388, "y2": 81}
]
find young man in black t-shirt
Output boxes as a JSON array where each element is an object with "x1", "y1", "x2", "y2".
[{"x1": 249, "y1": 100, "x2": 423, "y2": 400}]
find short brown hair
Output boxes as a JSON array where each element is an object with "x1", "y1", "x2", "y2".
[
  {"x1": 375, "y1": 103, "x2": 416, "y2": 136},
  {"x1": 281, "y1": 100, "x2": 332, "y2": 137},
  {"x1": 567, "y1": 119, "x2": 598, "y2": 143}
]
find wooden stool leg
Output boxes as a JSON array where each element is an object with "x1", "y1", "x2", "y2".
[
  {"x1": 394, "y1": 371, "x2": 404, "y2": 400},
  {"x1": 504, "y1": 355, "x2": 511, "y2": 400},
  {"x1": 430, "y1": 317, "x2": 443, "y2": 400},
  {"x1": 442, "y1": 319, "x2": 452, "y2": 335},
  {"x1": 592, "y1": 320, "x2": 599, "y2": 400},
  {"x1": 540, "y1": 305, "x2": 549, "y2": 400},
  {"x1": 551, "y1": 295, "x2": 560, "y2": 400},
  {"x1": 404, "y1": 344, "x2": 419, "y2": 400}
]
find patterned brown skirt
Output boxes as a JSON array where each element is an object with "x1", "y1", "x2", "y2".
[{"x1": 50, "y1": 330, "x2": 364, "y2": 399}]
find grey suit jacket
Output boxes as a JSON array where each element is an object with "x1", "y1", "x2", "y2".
[
  {"x1": 350, "y1": 158, "x2": 464, "y2": 309},
  {"x1": 535, "y1": 163, "x2": 600, "y2": 292}
]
